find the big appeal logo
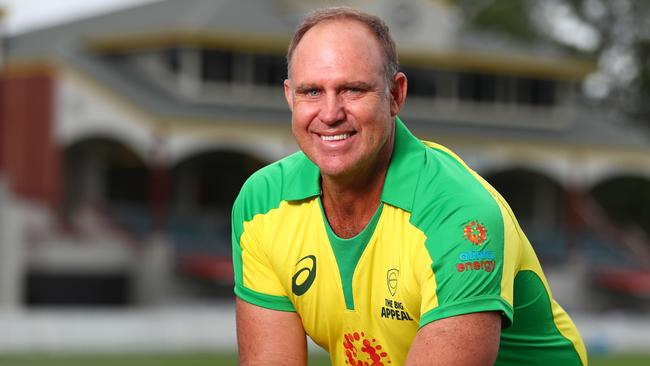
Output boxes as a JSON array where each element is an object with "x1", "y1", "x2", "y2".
[{"x1": 291, "y1": 255, "x2": 316, "y2": 296}]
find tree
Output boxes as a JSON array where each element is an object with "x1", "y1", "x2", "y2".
[{"x1": 458, "y1": 0, "x2": 650, "y2": 126}]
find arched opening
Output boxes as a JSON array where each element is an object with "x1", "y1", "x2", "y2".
[
  {"x1": 26, "y1": 138, "x2": 149, "y2": 306},
  {"x1": 171, "y1": 150, "x2": 266, "y2": 213},
  {"x1": 590, "y1": 176, "x2": 650, "y2": 236},
  {"x1": 484, "y1": 168, "x2": 567, "y2": 264},
  {"x1": 584, "y1": 176, "x2": 650, "y2": 304},
  {"x1": 64, "y1": 137, "x2": 148, "y2": 214},
  {"x1": 169, "y1": 150, "x2": 267, "y2": 286}
]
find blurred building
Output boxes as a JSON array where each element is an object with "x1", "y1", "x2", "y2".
[{"x1": 0, "y1": 0, "x2": 648, "y2": 310}]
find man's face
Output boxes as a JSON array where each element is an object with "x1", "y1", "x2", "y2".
[{"x1": 285, "y1": 19, "x2": 398, "y2": 179}]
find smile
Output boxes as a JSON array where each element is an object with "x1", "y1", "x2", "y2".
[{"x1": 320, "y1": 133, "x2": 352, "y2": 141}]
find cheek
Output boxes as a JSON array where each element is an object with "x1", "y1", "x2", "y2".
[
  {"x1": 367, "y1": 120, "x2": 392, "y2": 147},
  {"x1": 292, "y1": 105, "x2": 318, "y2": 129},
  {"x1": 291, "y1": 119, "x2": 307, "y2": 143},
  {"x1": 291, "y1": 111, "x2": 309, "y2": 130}
]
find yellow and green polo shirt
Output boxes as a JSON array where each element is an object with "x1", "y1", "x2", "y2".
[{"x1": 232, "y1": 117, "x2": 587, "y2": 366}]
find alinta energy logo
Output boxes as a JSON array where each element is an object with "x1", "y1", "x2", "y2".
[
  {"x1": 456, "y1": 250, "x2": 496, "y2": 273},
  {"x1": 463, "y1": 220, "x2": 487, "y2": 246},
  {"x1": 343, "y1": 331, "x2": 391, "y2": 365},
  {"x1": 291, "y1": 255, "x2": 316, "y2": 296}
]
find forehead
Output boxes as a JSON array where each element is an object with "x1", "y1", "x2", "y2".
[{"x1": 290, "y1": 18, "x2": 384, "y2": 80}]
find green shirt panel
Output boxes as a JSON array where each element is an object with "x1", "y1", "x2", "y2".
[
  {"x1": 320, "y1": 199, "x2": 384, "y2": 310},
  {"x1": 496, "y1": 270, "x2": 584, "y2": 365}
]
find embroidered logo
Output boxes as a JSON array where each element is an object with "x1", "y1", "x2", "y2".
[
  {"x1": 343, "y1": 331, "x2": 391, "y2": 366},
  {"x1": 386, "y1": 268, "x2": 399, "y2": 297},
  {"x1": 463, "y1": 221, "x2": 487, "y2": 246},
  {"x1": 291, "y1": 255, "x2": 316, "y2": 296}
]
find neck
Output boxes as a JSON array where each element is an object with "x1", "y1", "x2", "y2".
[{"x1": 320, "y1": 135, "x2": 394, "y2": 239}]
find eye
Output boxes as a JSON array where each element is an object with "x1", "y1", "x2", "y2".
[
  {"x1": 344, "y1": 86, "x2": 366, "y2": 95},
  {"x1": 307, "y1": 89, "x2": 320, "y2": 97}
]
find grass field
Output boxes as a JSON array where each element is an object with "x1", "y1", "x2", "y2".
[{"x1": 0, "y1": 353, "x2": 648, "y2": 366}]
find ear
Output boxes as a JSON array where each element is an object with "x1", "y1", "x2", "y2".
[
  {"x1": 389, "y1": 72, "x2": 407, "y2": 117},
  {"x1": 284, "y1": 79, "x2": 294, "y2": 112}
]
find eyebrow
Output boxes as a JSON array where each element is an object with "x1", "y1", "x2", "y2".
[
  {"x1": 342, "y1": 81, "x2": 373, "y2": 90},
  {"x1": 294, "y1": 81, "x2": 375, "y2": 93},
  {"x1": 294, "y1": 84, "x2": 321, "y2": 94}
]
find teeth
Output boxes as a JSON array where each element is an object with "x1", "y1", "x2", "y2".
[{"x1": 321, "y1": 133, "x2": 350, "y2": 141}]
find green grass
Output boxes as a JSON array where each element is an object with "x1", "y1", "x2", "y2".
[
  {"x1": 589, "y1": 354, "x2": 650, "y2": 366},
  {"x1": 0, "y1": 353, "x2": 647, "y2": 365},
  {"x1": 0, "y1": 353, "x2": 332, "y2": 366}
]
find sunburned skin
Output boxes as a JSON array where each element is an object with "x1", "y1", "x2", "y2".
[{"x1": 286, "y1": 19, "x2": 394, "y2": 181}]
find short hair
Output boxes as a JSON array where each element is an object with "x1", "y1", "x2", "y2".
[{"x1": 286, "y1": 7, "x2": 399, "y2": 88}]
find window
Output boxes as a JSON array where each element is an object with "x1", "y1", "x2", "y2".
[
  {"x1": 459, "y1": 72, "x2": 497, "y2": 102},
  {"x1": 201, "y1": 50, "x2": 233, "y2": 82},
  {"x1": 253, "y1": 54, "x2": 286, "y2": 86},
  {"x1": 517, "y1": 77, "x2": 555, "y2": 106},
  {"x1": 163, "y1": 48, "x2": 180, "y2": 73},
  {"x1": 402, "y1": 66, "x2": 437, "y2": 97}
]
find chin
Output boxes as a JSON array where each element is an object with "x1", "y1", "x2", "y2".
[
  {"x1": 315, "y1": 159, "x2": 353, "y2": 178},
  {"x1": 318, "y1": 166, "x2": 347, "y2": 178}
]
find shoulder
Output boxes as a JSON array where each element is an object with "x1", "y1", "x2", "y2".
[
  {"x1": 410, "y1": 141, "x2": 502, "y2": 235},
  {"x1": 233, "y1": 151, "x2": 308, "y2": 222}
]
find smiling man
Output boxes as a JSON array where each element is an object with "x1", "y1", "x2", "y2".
[{"x1": 232, "y1": 7, "x2": 587, "y2": 366}]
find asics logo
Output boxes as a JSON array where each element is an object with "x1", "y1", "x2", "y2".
[{"x1": 292, "y1": 255, "x2": 317, "y2": 296}]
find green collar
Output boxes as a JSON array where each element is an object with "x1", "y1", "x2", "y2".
[{"x1": 282, "y1": 116, "x2": 425, "y2": 212}]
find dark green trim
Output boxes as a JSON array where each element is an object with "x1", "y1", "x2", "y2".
[
  {"x1": 235, "y1": 285, "x2": 296, "y2": 312},
  {"x1": 321, "y1": 199, "x2": 384, "y2": 310},
  {"x1": 419, "y1": 296, "x2": 513, "y2": 328}
]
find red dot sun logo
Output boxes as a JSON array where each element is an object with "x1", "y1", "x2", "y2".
[
  {"x1": 463, "y1": 221, "x2": 487, "y2": 246},
  {"x1": 343, "y1": 331, "x2": 391, "y2": 366}
]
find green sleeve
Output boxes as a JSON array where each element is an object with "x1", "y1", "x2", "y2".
[{"x1": 413, "y1": 148, "x2": 513, "y2": 327}]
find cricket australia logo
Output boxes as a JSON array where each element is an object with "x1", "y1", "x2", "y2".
[
  {"x1": 381, "y1": 269, "x2": 412, "y2": 321},
  {"x1": 386, "y1": 268, "x2": 399, "y2": 296},
  {"x1": 292, "y1": 255, "x2": 317, "y2": 296}
]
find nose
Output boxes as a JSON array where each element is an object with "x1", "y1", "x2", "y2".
[{"x1": 318, "y1": 93, "x2": 345, "y2": 125}]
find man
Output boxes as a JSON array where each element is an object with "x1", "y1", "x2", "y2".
[{"x1": 232, "y1": 7, "x2": 587, "y2": 366}]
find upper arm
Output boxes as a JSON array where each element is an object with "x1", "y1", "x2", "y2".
[
  {"x1": 405, "y1": 311, "x2": 501, "y2": 366},
  {"x1": 232, "y1": 179, "x2": 306, "y2": 364},
  {"x1": 236, "y1": 298, "x2": 307, "y2": 366}
]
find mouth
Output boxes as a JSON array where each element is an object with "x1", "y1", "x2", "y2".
[{"x1": 320, "y1": 133, "x2": 353, "y2": 142}]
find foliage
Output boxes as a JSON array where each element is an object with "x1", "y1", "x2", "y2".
[{"x1": 457, "y1": 0, "x2": 650, "y2": 125}]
